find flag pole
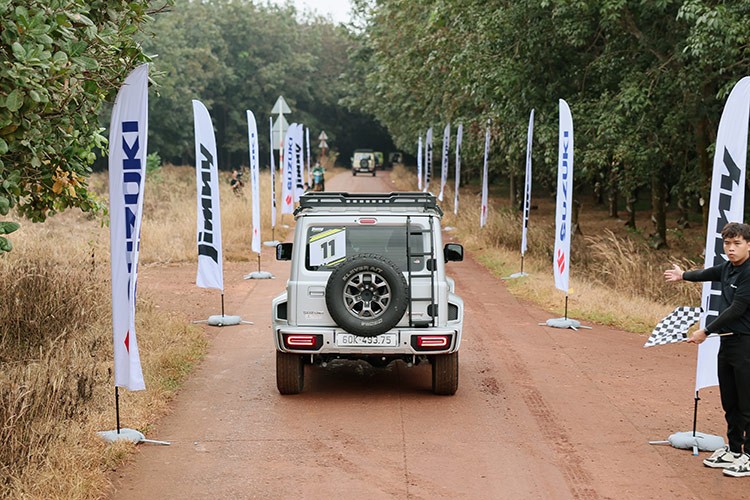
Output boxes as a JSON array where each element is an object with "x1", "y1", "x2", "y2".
[
  {"x1": 115, "y1": 387, "x2": 121, "y2": 434},
  {"x1": 692, "y1": 391, "x2": 700, "y2": 436}
]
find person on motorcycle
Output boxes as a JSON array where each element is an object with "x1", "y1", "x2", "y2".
[{"x1": 312, "y1": 162, "x2": 325, "y2": 191}]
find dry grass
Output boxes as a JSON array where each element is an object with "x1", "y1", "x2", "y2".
[
  {"x1": 0, "y1": 162, "x2": 292, "y2": 499},
  {"x1": 390, "y1": 165, "x2": 703, "y2": 334}
]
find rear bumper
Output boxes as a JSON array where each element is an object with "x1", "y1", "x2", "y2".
[{"x1": 274, "y1": 326, "x2": 461, "y2": 356}]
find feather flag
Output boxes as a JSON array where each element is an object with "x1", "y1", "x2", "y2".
[
  {"x1": 193, "y1": 100, "x2": 224, "y2": 291},
  {"x1": 424, "y1": 127, "x2": 433, "y2": 192},
  {"x1": 247, "y1": 110, "x2": 261, "y2": 254},
  {"x1": 439, "y1": 123, "x2": 450, "y2": 202},
  {"x1": 553, "y1": 100, "x2": 573, "y2": 293},
  {"x1": 269, "y1": 116, "x2": 277, "y2": 229},
  {"x1": 108, "y1": 63, "x2": 148, "y2": 391},
  {"x1": 454, "y1": 124, "x2": 463, "y2": 215},
  {"x1": 480, "y1": 121, "x2": 490, "y2": 228},
  {"x1": 521, "y1": 110, "x2": 534, "y2": 257},
  {"x1": 695, "y1": 77, "x2": 750, "y2": 390},
  {"x1": 281, "y1": 123, "x2": 296, "y2": 214},
  {"x1": 417, "y1": 135, "x2": 423, "y2": 192}
]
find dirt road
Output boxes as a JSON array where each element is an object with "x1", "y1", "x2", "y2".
[{"x1": 111, "y1": 170, "x2": 744, "y2": 499}]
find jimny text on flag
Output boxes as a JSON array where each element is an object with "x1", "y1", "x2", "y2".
[{"x1": 193, "y1": 99, "x2": 224, "y2": 291}]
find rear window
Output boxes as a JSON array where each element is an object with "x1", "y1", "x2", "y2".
[{"x1": 305, "y1": 225, "x2": 425, "y2": 272}]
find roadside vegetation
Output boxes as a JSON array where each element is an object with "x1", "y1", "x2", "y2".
[
  {"x1": 347, "y1": 1, "x2": 750, "y2": 249},
  {"x1": 0, "y1": 166, "x2": 287, "y2": 499}
]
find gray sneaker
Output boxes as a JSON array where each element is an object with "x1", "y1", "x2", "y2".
[
  {"x1": 704, "y1": 446, "x2": 742, "y2": 468},
  {"x1": 724, "y1": 453, "x2": 750, "y2": 477}
]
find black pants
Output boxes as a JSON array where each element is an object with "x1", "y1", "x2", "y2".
[{"x1": 718, "y1": 334, "x2": 750, "y2": 454}]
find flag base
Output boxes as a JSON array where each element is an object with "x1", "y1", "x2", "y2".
[
  {"x1": 263, "y1": 240, "x2": 280, "y2": 247},
  {"x1": 207, "y1": 314, "x2": 246, "y2": 326},
  {"x1": 98, "y1": 428, "x2": 170, "y2": 446},
  {"x1": 649, "y1": 431, "x2": 724, "y2": 455},
  {"x1": 540, "y1": 317, "x2": 592, "y2": 330},
  {"x1": 503, "y1": 272, "x2": 528, "y2": 280},
  {"x1": 244, "y1": 271, "x2": 274, "y2": 280}
]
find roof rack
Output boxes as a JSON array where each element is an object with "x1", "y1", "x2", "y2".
[{"x1": 295, "y1": 192, "x2": 443, "y2": 215}]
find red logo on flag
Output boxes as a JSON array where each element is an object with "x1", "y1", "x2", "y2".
[
  {"x1": 124, "y1": 330, "x2": 130, "y2": 353},
  {"x1": 285, "y1": 194, "x2": 292, "y2": 205},
  {"x1": 556, "y1": 249, "x2": 566, "y2": 274}
]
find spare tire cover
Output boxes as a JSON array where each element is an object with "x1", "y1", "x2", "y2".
[{"x1": 325, "y1": 253, "x2": 409, "y2": 337}]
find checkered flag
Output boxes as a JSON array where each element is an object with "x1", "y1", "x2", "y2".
[{"x1": 644, "y1": 306, "x2": 702, "y2": 347}]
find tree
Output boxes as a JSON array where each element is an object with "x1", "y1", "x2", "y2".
[
  {"x1": 142, "y1": 0, "x2": 391, "y2": 168},
  {"x1": 0, "y1": 0, "x2": 173, "y2": 252},
  {"x1": 346, "y1": 0, "x2": 750, "y2": 249}
]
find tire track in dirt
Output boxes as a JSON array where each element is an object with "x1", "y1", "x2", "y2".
[{"x1": 457, "y1": 263, "x2": 599, "y2": 500}]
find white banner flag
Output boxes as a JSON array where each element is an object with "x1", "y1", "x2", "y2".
[
  {"x1": 439, "y1": 123, "x2": 450, "y2": 202},
  {"x1": 522, "y1": 110, "x2": 535, "y2": 256},
  {"x1": 480, "y1": 122, "x2": 490, "y2": 228},
  {"x1": 454, "y1": 123, "x2": 463, "y2": 215},
  {"x1": 294, "y1": 124, "x2": 305, "y2": 202},
  {"x1": 553, "y1": 99, "x2": 574, "y2": 293},
  {"x1": 269, "y1": 116, "x2": 277, "y2": 229},
  {"x1": 417, "y1": 135, "x2": 423, "y2": 191},
  {"x1": 425, "y1": 127, "x2": 433, "y2": 192},
  {"x1": 281, "y1": 123, "x2": 296, "y2": 214},
  {"x1": 247, "y1": 110, "x2": 261, "y2": 254},
  {"x1": 696, "y1": 76, "x2": 750, "y2": 391},
  {"x1": 193, "y1": 100, "x2": 223, "y2": 291},
  {"x1": 306, "y1": 126, "x2": 311, "y2": 186},
  {"x1": 108, "y1": 64, "x2": 148, "y2": 391}
]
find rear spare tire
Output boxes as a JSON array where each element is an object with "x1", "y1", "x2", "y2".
[{"x1": 325, "y1": 254, "x2": 408, "y2": 337}]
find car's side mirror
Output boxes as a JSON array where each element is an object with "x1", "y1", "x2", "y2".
[
  {"x1": 276, "y1": 243, "x2": 293, "y2": 261},
  {"x1": 444, "y1": 243, "x2": 464, "y2": 262}
]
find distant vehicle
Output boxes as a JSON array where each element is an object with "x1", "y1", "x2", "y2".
[
  {"x1": 351, "y1": 149, "x2": 376, "y2": 176},
  {"x1": 373, "y1": 151, "x2": 384, "y2": 170},
  {"x1": 388, "y1": 152, "x2": 403, "y2": 168}
]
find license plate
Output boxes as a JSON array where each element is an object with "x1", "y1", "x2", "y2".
[{"x1": 336, "y1": 333, "x2": 398, "y2": 347}]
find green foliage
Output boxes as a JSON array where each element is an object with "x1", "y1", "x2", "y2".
[
  {"x1": 142, "y1": 0, "x2": 389, "y2": 167},
  {"x1": 0, "y1": 220, "x2": 19, "y2": 252},
  {"x1": 146, "y1": 151, "x2": 162, "y2": 174},
  {"x1": 0, "y1": 0, "x2": 173, "y2": 251},
  {"x1": 347, "y1": 0, "x2": 750, "y2": 246}
]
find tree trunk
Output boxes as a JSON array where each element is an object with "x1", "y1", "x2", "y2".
[
  {"x1": 572, "y1": 199, "x2": 583, "y2": 237},
  {"x1": 650, "y1": 169, "x2": 668, "y2": 249},
  {"x1": 608, "y1": 163, "x2": 619, "y2": 218},
  {"x1": 695, "y1": 109, "x2": 711, "y2": 226},
  {"x1": 509, "y1": 173, "x2": 518, "y2": 210},
  {"x1": 624, "y1": 188, "x2": 637, "y2": 229}
]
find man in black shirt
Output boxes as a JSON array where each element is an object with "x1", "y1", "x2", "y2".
[{"x1": 664, "y1": 222, "x2": 750, "y2": 477}]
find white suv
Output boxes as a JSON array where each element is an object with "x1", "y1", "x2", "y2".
[{"x1": 273, "y1": 192, "x2": 464, "y2": 395}]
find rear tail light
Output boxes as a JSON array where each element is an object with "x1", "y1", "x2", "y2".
[
  {"x1": 411, "y1": 334, "x2": 452, "y2": 351},
  {"x1": 282, "y1": 334, "x2": 323, "y2": 350}
]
